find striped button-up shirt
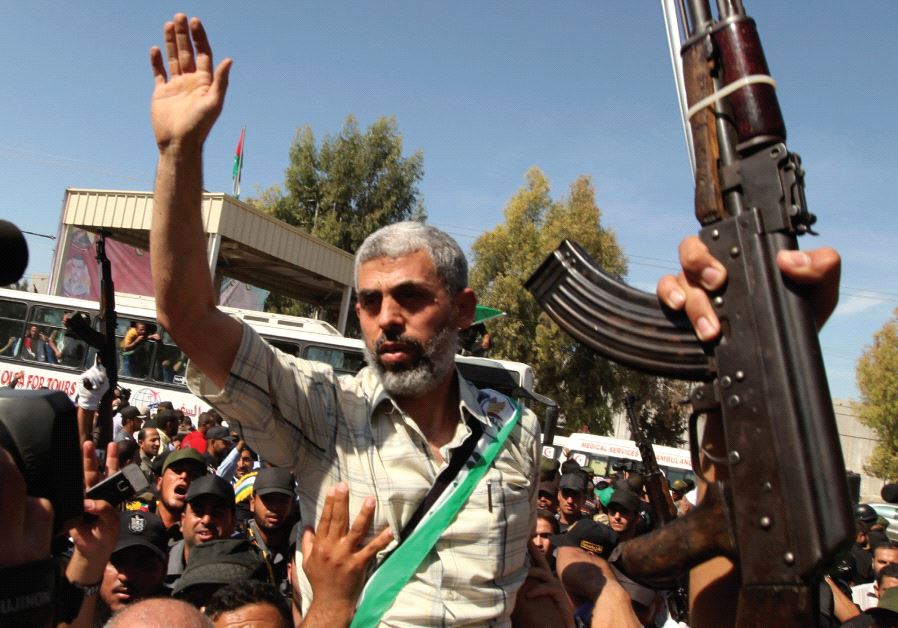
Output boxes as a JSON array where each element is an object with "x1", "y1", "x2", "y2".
[{"x1": 187, "y1": 323, "x2": 539, "y2": 626}]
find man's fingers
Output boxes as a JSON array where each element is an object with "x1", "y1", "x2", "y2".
[
  {"x1": 105, "y1": 441, "x2": 120, "y2": 476},
  {"x1": 777, "y1": 247, "x2": 841, "y2": 329},
  {"x1": 358, "y1": 526, "x2": 394, "y2": 563},
  {"x1": 300, "y1": 527, "x2": 316, "y2": 562},
  {"x1": 163, "y1": 20, "x2": 180, "y2": 76},
  {"x1": 676, "y1": 272, "x2": 721, "y2": 341},
  {"x1": 678, "y1": 236, "x2": 726, "y2": 291},
  {"x1": 190, "y1": 17, "x2": 213, "y2": 74},
  {"x1": 82, "y1": 440, "x2": 99, "y2": 488},
  {"x1": 211, "y1": 58, "x2": 232, "y2": 104},
  {"x1": 346, "y1": 496, "x2": 376, "y2": 547},
  {"x1": 317, "y1": 487, "x2": 336, "y2": 539},
  {"x1": 657, "y1": 274, "x2": 687, "y2": 310},
  {"x1": 173, "y1": 14, "x2": 196, "y2": 74},
  {"x1": 329, "y1": 483, "x2": 350, "y2": 538},
  {"x1": 150, "y1": 46, "x2": 167, "y2": 85}
]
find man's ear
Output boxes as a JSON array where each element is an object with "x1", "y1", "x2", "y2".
[{"x1": 454, "y1": 289, "x2": 477, "y2": 330}]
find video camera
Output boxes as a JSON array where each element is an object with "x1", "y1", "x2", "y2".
[{"x1": 0, "y1": 389, "x2": 84, "y2": 534}]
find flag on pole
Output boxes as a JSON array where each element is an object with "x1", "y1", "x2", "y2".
[
  {"x1": 232, "y1": 127, "x2": 245, "y2": 198},
  {"x1": 474, "y1": 305, "x2": 506, "y2": 324}
]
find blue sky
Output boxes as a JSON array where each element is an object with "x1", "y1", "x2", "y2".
[{"x1": 2, "y1": 2, "x2": 896, "y2": 401}]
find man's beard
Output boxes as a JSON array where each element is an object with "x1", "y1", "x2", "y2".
[{"x1": 363, "y1": 326, "x2": 458, "y2": 397}]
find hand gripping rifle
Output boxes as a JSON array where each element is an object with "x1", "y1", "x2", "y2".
[{"x1": 525, "y1": 1, "x2": 853, "y2": 624}]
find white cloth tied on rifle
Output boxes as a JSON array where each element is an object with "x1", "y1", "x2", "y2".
[{"x1": 74, "y1": 359, "x2": 109, "y2": 411}]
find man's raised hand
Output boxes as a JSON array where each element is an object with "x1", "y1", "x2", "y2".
[
  {"x1": 301, "y1": 483, "x2": 394, "y2": 623},
  {"x1": 149, "y1": 14, "x2": 231, "y2": 152}
]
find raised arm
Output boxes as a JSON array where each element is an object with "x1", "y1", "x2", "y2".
[{"x1": 149, "y1": 14, "x2": 240, "y2": 388}]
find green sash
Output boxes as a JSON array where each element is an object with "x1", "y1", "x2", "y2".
[{"x1": 350, "y1": 396, "x2": 521, "y2": 627}]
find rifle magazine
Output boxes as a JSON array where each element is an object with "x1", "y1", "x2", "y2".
[{"x1": 525, "y1": 240, "x2": 713, "y2": 381}]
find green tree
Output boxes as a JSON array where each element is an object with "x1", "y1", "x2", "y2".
[
  {"x1": 470, "y1": 167, "x2": 688, "y2": 442},
  {"x1": 252, "y1": 115, "x2": 425, "y2": 252},
  {"x1": 856, "y1": 308, "x2": 898, "y2": 479}
]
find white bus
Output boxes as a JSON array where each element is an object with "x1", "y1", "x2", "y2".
[
  {"x1": 0, "y1": 287, "x2": 546, "y2": 423},
  {"x1": 545, "y1": 432, "x2": 694, "y2": 485}
]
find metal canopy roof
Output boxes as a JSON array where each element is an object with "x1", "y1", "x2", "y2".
[{"x1": 59, "y1": 188, "x2": 354, "y2": 308}]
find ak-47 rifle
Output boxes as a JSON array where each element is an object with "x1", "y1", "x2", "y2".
[
  {"x1": 624, "y1": 396, "x2": 677, "y2": 527},
  {"x1": 525, "y1": 1, "x2": 853, "y2": 625},
  {"x1": 94, "y1": 230, "x2": 118, "y2": 449},
  {"x1": 65, "y1": 230, "x2": 118, "y2": 450},
  {"x1": 624, "y1": 396, "x2": 688, "y2": 622}
]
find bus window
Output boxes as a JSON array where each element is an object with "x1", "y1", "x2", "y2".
[
  {"x1": 304, "y1": 345, "x2": 365, "y2": 375},
  {"x1": 26, "y1": 306, "x2": 89, "y2": 368},
  {"x1": 0, "y1": 299, "x2": 27, "y2": 358},
  {"x1": 266, "y1": 339, "x2": 300, "y2": 357},
  {"x1": 117, "y1": 319, "x2": 158, "y2": 379},
  {"x1": 152, "y1": 329, "x2": 188, "y2": 386}
]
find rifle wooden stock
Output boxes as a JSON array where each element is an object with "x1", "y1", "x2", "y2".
[{"x1": 616, "y1": 482, "x2": 734, "y2": 588}]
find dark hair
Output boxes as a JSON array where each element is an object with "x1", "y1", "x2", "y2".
[
  {"x1": 156, "y1": 409, "x2": 179, "y2": 425},
  {"x1": 197, "y1": 412, "x2": 216, "y2": 428},
  {"x1": 204, "y1": 580, "x2": 291, "y2": 622},
  {"x1": 626, "y1": 473, "x2": 644, "y2": 494},
  {"x1": 874, "y1": 541, "x2": 898, "y2": 555},
  {"x1": 137, "y1": 427, "x2": 157, "y2": 442},
  {"x1": 536, "y1": 508, "x2": 560, "y2": 534},
  {"x1": 560, "y1": 458, "x2": 581, "y2": 475},
  {"x1": 876, "y1": 563, "x2": 898, "y2": 588},
  {"x1": 116, "y1": 439, "x2": 139, "y2": 465}
]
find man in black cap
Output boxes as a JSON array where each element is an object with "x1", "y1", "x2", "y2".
[
  {"x1": 115, "y1": 405, "x2": 145, "y2": 443},
  {"x1": 538, "y1": 480, "x2": 559, "y2": 515},
  {"x1": 204, "y1": 425, "x2": 234, "y2": 469},
  {"x1": 850, "y1": 504, "x2": 881, "y2": 585},
  {"x1": 557, "y1": 473, "x2": 586, "y2": 532},
  {"x1": 247, "y1": 467, "x2": 298, "y2": 598},
  {"x1": 154, "y1": 447, "x2": 208, "y2": 538},
  {"x1": 95, "y1": 511, "x2": 170, "y2": 622},
  {"x1": 172, "y1": 539, "x2": 267, "y2": 609},
  {"x1": 607, "y1": 488, "x2": 642, "y2": 542},
  {"x1": 167, "y1": 474, "x2": 238, "y2": 590},
  {"x1": 553, "y1": 518, "x2": 661, "y2": 626}
]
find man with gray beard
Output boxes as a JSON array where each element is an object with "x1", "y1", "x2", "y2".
[{"x1": 148, "y1": 16, "x2": 539, "y2": 624}]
